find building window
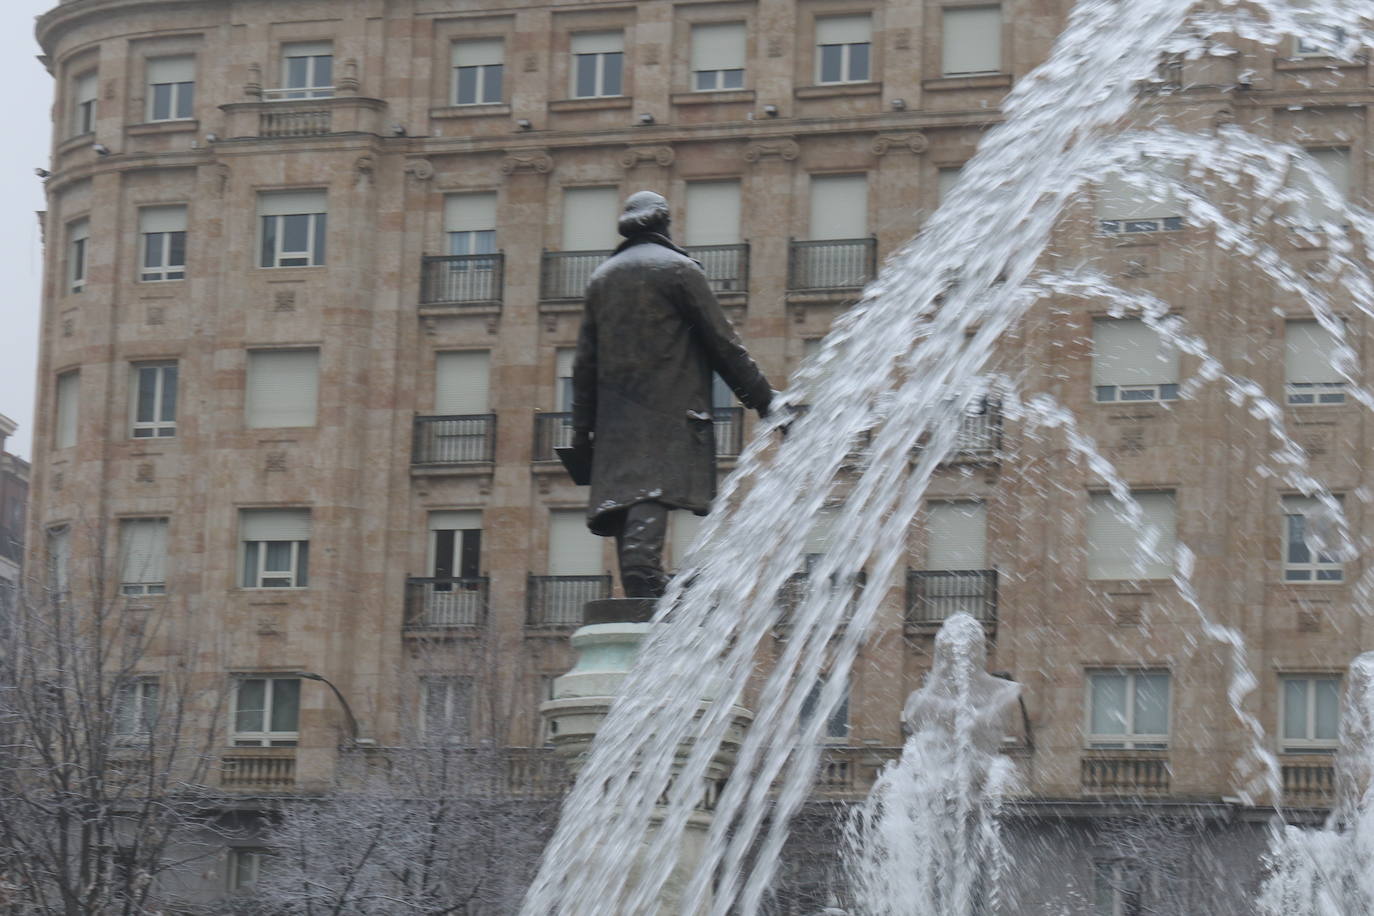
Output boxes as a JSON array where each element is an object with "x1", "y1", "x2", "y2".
[
  {"x1": 1281, "y1": 675, "x2": 1341, "y2": 753},
  {"x1": 1092, "y1": 318, "x2": 1179, "y2": 403},
  {"x1": 119, "y1": 518, "x2": 168, "y2": 595},
  {"x1": 925, "y1": 500, "x2": 988, "y2": 571},
  {"x1": 258, "y1": 190, "x2": 327, "y2": 268},
  {"x1": 55, "y1": 370, "x2": 80, "y2": 450},
  {"x1": 146, "y1": 56, "x2": 195, "y2": 121},
  {"x1": 130, "y1": 361, "x2": 177, "y2": 439},
  {"x1": 691, "y1": 22, "x2": 746, "y2": 90},
  {"x1": 1093, "y1": 860, "x2": 1146, "y2": 916},
  {"x1": 1087, "y1": 670, "x2": 1170, "y2": 749},
  {"x1": 420, "y1": 675, "x2": 473, "y2": 743},
  {"x1": 452, "y1": 39, "x2": 503, "y2": 105},
  {"x1": 68, "y1": 219, "x2": 90, "y2": 293},
  {"x1": 231, "y1": 677, "x2": 300, "y2": 746},
  {"x1": 815, "y1": 15, "x2": 871, "y2": 84},
  {"x1": 809, "y1": 174, "x2": 869, "y2": 240},
  {"x1": 937, "y1": 166, "x2": 963, "y2": 204},
  {"x1": 434, "y1": 350, "x2": 491, "y2": 417},
  {"x1": 1285, "y1": 320, "x2": 1347, "y2": 405},
  {"x1": 1295, "y1": 25, "x2": 1347, "y2": 58},
  {"x1": 138, "y1": 205, "x2": 187, "y2": 281},
  {"x1": 684, "y1": 180, "x2": 742, "y2": 246},
  {"x1": 1086, "y1": 491, "x2": 1176, "y2": 581},
  {"x1": 666, "y1": 509, "x2": 703, "y2": 572},
  {"x1": 239, "y1": 509, "x2": 311, "y2": 589},
  {"x1": 800, "y1": 678, "x2": 850, "y2": 742},
  {"x1": 570, "y1": 31, "x2": 624, "y2": 98},
  {"x1": 278, "y1": 42, "x2": 333, "y2": 99},
  {"x1": 114, "y1": 678, "x2": 160, "y2": 737},
  {"x1": 228, "y1": 848, "x2": 272, "y2": 891},
  {"x1": 549, "y1": 508, "x2": 604, "y2": 576},
  {"x1": 245, "y1": 349, "x2": 319, "y2": 429},
  {"x1": 1095, "y1": 160, "x2": 1184, "y2": 233},
  {"x1": 1292, "y1": 147, "x2": 1351, "y2": 229},
  {"x1": 1283, "y1": 495, "x2": 1345, "y2": 582},
  {"x1": 444, "y1": 192, "x2": 497, "y2": 258},
  {"x1": 555, "y1": 347, "x2": 575, "y2": 411},
  {"x1": 941, "y1": 6, "x2": 1002, "y2": 77},
  {"x1": 72, "y1": 70, "x2": 97, "y2": 135},
  {"x1": 46, "y1": 526, "x2": 71, "y2": 596},
  {"x1": 562, "y1": 186, "x2": 621, "y2": 251},
  {"x1": 429, "y1": 510, "x2": 482, "y2": 583}
]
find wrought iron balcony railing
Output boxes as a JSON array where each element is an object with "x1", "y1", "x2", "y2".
[
  {"x1": 906, "y1": 569, "x2": 998, "y2": 625},
  {"x1": 540, "y1": 250, "x2": 612, "y2": 300},
  {"x1": 683, "y1": 243, "x2": 750, "y2": 294},
  {"x1": 420, "y1": 253, "x2": 504, "y2": 305},
  {"x1": 788, "y1": 238, "x2": 876, "y2": 291},
  {"x1": 526, "y1": 575, "x2": 612, "y2": 628},
  {"x1": 412, "y1": 415, "x2": 496, "y2": 466},
  {"x1": 404, "y1": 577, "x2": 489, "y2": 629},
  {"x1": 532, "y1": 409, "x2": 743, "y2": 461}
]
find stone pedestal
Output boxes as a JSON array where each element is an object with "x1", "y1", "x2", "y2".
[{"x1": 540, "y1": 598, "x2": 752, "y2": 914}]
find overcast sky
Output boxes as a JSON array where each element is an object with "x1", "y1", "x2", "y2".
[{"x1": 0, "y1": 0, "x2": 55, "y2": 460}]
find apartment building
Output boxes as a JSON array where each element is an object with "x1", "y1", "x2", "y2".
[
  {"x1": 27, "y1": 0, "x2": 1369, "y2": 909},
  {"x1": 0, "y1": 415, "x2": 28, "y2": 618}
]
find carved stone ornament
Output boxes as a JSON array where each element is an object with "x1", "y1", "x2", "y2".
[
  {"x1": 871, "y1": 132, "x2": 929, "y2": 156},
  {"x1": 620, "y1": 145, "x2": 675, "y2": 169},
  {"x1": 273, "y1": 289, "x2": 297, "y2": 312},
  {"x1": 214, "y1": 163, "x2": 231, "y2": 197},
  {"x1": 743, "y1": 138, "x2": 800, "y2": 163},
  {"x1": 136, "y1": 463, "x2": 155, "y2": 483},
  {"x1": 354, "y1": 155, "x2": 375, "y2": 180},
  {"x1": 642, "y1": 44, "x2": 661, "y2": 66},
  {"x1": 501, "y1": 150, "x2": 554, "y2": 175},
  {"x1": 146, "y1": 306, "x2": 165, "y2": 326},
  {"x1": 404, "y1": 159, "x2": 435, "y2": 181},
  {"x1": 1212, "y1": 106, "x2": 1236, "y2": 130},
  {"x1": 338, "y1": 59, "x2": 361, "y2": 94}
]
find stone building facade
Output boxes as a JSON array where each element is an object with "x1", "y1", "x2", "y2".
[
  {"x1": 0, "y1": 415, "x2": 28, "y2": 614},
  {"x1": 26, "y1": 0, "x2": 1370, "y2": 909}
]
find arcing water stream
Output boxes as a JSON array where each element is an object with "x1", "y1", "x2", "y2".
[{"x1": 522, "y1": 2, "x2": 1374, "y2": 913}]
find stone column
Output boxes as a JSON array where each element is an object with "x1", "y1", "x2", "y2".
[{"x1": 540, "y1": 598, "x2": 753, "y2": 914}]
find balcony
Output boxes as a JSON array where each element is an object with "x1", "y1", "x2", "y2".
[
  {"x1": 259, "y1": 106, "x2": 331, "y2": 137},
  {"x1": 526, "y1": 575, "x2": 612, "y2": 628},
  {"x1": 404, "y1": 577, "x2": 489, "y2": 630},
  {"x1": 420, "y1": 254, "x2": 504, "y2": 306},
  {"x1": 541, "y1": 250, "x2": 611, "y2": 301},
  {"x1": 532, "y1": 409, "x2": 743, "y2": 462},
  {"x1": 684, "y1": 243, "x2": 749, "y2": 294},
  {"x1": 906, "y1": 570, "x2": 998, "y2": 626},
  {"x1": 1080, "y1": 750, "x2": 1170, "y2": 795},
  {"x1": 949, "y1": 404, "x2": 1002, "y2": 458},
  {"x1": 220, "y1": 749, "x2": 296, "y2": 791},
  {"x1": 788, "y1": 238, "x2": 876, "y2": 291},
  {"x1": 1282, "y1": 757, "x2": 1336, "y2": 806},
  {"x1": 412, "y1": 415, "x2": 496, "y2": 466},
  {"x1": 219, "y1": 95, "x2": 387, "y2": 140}
]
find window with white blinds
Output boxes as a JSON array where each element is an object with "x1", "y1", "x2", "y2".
[
  {"x1": 1283, "y1": 495, "x2": 1345, "y2": 582},
  {"x1": 555, "y1": 347, "x2": 576, "y2": 411},
  {"x1": 279, "y1": 42, "x2": 333, "y2": 98},
  {"x1": 239, "y1": 509, "x2": 311, "y2": 588},
  {"x1": 452, "y1": 39, "x2": 503, "y2": 105},
  {"x1": 245, "y1": 349, "x2": 319, "y2": 428},
  {"x1": 119, "y1": 518, "x2": 168, "y2": 595},
  {"x1": 937, "y1": 167, "x2": 963, "y2": 203},
  {"x1": 240, "y1": 508, "x2": 312, "y2": 541},
  {"x1": 146, "y1": 56, "x2": 195, "y2": 121},
  {"x1": 69, "y1": 219, "x2": 89, "y2": 292},
  {"x1": 925, "y1": 501, "x2": 987, "y2": 570},
  {"x1": 1292, "y1": 148, "x2": 1351, "y2": 228},
  {"x1": 1092, "y1": 318, "x2": 1179, "y2": 403},
  {"x1": 421, "y1": 676, "x2": 474, "y2": 742},
  {"x1": 444, "y1": 193, "x2": 498, "y2": 260},
  {"x1": 1086, "y1": 491, "x2": 1176, "y2": 580},
  {"x1": 55, "y1": 371, "x2": 79, "y2": 449},
  {"x1": 73, "y1": 71, "x2": 97, "y2": 135},
  {"x1": 691, "y1": 22, "x2": 747, "y2": 91},
  {"x1": 46, "y1": 526, "x2": 71, "y2": 595},
  {"x1": 434, "y1": 350, "x2": 491, "y2": 415},
  {"x1": 548, "y1": 509, "x2": 603, "y2": 575},
  {"x1": 570, "y1": 31, "x2": 624, "y2": 98},
  {"x1": 942, "y1": 6, "x2": 1002, "y2": 76},
  {"x1": 1095, "y1": 161, "x2": 1183, "y2": 232},
  {"x1": 667, "y1": 510, "x2": 704, "y2": 570},
  {"x1": 685, "y1": 181, "x2": 742, "y2": 246},
  {"x1": 809, "y1": 175, "x2": 868, "y2": 239},
  {"x1": 139, "y1": 205, "x2": 187, "y2": 281},
  {"x1": 1285, "y1": 319, "x2": 1347, "y2": 404},
  {"x1": 258, "y1": 190, "x2": 328, "y2": 268},
  {"x1": 815, "y1": 15, "x2": 871, "y2": 84},
  {"x1": 562, "y1": 187, "x2": 620, "y2": 250}
]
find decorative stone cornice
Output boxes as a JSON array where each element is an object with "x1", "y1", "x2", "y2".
[
  {"x1": 501, "y1": 150, "x2": 554, "y2": 175},
  {"x1": 620, "y1": 145, "x2": 675, "y2": 169},
  {"x1": 743, "y1": 138, "x2": 800, "y2": 162},
  {"x1": 871, "y1": 132, "x2": 929, "y2": 156}
]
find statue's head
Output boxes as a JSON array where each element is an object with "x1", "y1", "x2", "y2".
[
  {"x1": 618, "y1": 190, "x2": 671, "y2": 238},
  {"x1": 932, "y1": 612, "x2": 988, "y2": 671}
]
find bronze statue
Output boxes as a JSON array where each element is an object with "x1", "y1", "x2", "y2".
[{"x1": 569, "y1": 191, "x2": 773, "y2": 598}]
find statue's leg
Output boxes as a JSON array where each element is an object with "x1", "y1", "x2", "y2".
[{"x1": 617, "y1": 501, "x2": 671, "y2": 598}]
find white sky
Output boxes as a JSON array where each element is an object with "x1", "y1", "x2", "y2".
[{"x1": 0, "y1": 0, "x2": 55, "y2": 460}]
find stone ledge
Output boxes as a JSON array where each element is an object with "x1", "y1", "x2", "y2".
[
  {"x1": 794, "y1": 81, "x2": 882, "y2": 100},
  {"x1": 548, "y1": 96, "x2": 633, "y2": 113},
  {"x1": 126, "y1": 119, "x2": 199, "y2": 137},
  {"x1": 923, "y1": 73, "x2": 1014, "y2": 92},
  {"x1": 671, "y1": 89, "x2": 756, "y2": 106},
  {"x1": 429, "y1": 103, "x2": 512, "y2": 120}
]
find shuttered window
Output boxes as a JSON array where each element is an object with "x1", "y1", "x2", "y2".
[
  {"x1": 452, "y1": 39, "x2": 503, "y2": 105},
  {"x1": 937, "y1": 167, "x2": 963, "y2": 203},
  {"x1": 685, "y1": 181, "x2": 742, "y2": 246},
  {"x1": 245, "y1": 349, "x2": 319, "y2": 428},
  {"x1": 146, "y1": 56, "x2": 195, "y2": 121},
  {"x1": 555, "y1": 347, "x2": 576, "y2": 411},
  {"x1": 258, "y1": 190, "x2": 327, "y2": 267},
  {"x1": 668, "y1": 510, "x2": 704, "y2": 570},
  {"x1": 139, "y1": 205, "x2": 187, "y2": 281},
  {"x1": 131, "y1": 361, "x2": 178, "y2": 438},
  {"x1": 809, "y1": 175, "x2": 868, "y2": 239},
  {"x1": 1086, "y1": 491, "x2": 1176, "y2": 580},
  {"x1": 73, "y1": 71, "x2": 97, "y2": 135},
  {"x1": 279, "y1": 42, "x2": 333, "y2": 98},
  {"x1": 571, "y1": 31, "x2": 624, "y2": 98},
  {"x1": 120, "y1": 518, "x2": 168, "y2": 595},
  {"x1": 421, "y1": 676, "x2": 473, "y2": 742},
  {"x1": 239, "y1": 509, "x2": 311, "y2": 589},
  {"x1": 926, "y1": 501, "x2": 987, "y2": 570},
  {"x1": 815, "y1": 15, "x2": 871, "y2": 84},
  {"x1": 69, "y1": 219, "x2": 89, "y2": 292},
  {"x1": 1092, "y1": 318, "x2": 1179, "y2": 402},
  {"x1": 942, "y1": 6, "x2": 1002, "y2": 76},
  {"x1": 1285, "y1": 319, "x2": 1347, "y2": 404},
  {"x1": 1292, "y1": 148, "x2": 1351, "y2": 228},
  {"x1": 562, "y1": 187, "x2": 620, "y2": 250},
  {"x1": 46, "y1": 527, "x2": 71, "y2": 595},
  {"x1": 1095, "y1": 161, "x2": 1184, "y2": 232},
  {"x1": 434, "y1": 350, "x2": 490, "y2": 414},
  {"x1": 691, "y1": 22, "x2": 746, "y2": 91},
  {"x1": 444, "y1": 192, "x2": 497, "y2": 257},
  {"x1": 55, "y1": 371, "x2": 80, "y2": 449},
  {"x1": 548, "y1": 509, "x2": 603, "y2": 575}
]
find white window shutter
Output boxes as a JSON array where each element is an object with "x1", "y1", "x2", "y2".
[
  {"x1": 428, "y1": 510, "x2": 481, "y2": 531},
  {"x1": 926, "y1": 501, "x2": 987, "y2": 570},
  {"x1": 816, "y1": 15, "x2": 871, "y2": 45},
  {"x1": 444, "y1": 192, "x2": 498, "y2": 232},
  {"x1": 70, "y1": 219, "x2": 90, "y2": 243},
  {"x1": 120, "y1": 518, "x2": 168, "y2": 585},
  {"x1": 804, "y1": 507, "x2": 838, "y2": 556},
  {"x1": 147, "y1": 56, "x2": 195, "y2": 84},
  {"x1": 257, "y1": 190, "x2": 327, "y2": 217},
  {"x1": 668, "y1": 510, "x2": 704, "y2": 568},
  {"x1": 240, "y1": 508, "x2": 312, "y2": 541},
  {"x1": 283, "y1": 41, "x2": 333, "y2": 58},
  {"x1": 555, "y1": 347, "x2": 575, "y2": 380},
  {"x1": 942, "y1": 6, "x2": 1002, "y2": 75},
  {"x1": 1092, "y1": 319, "x2": 1178, "y2": 386},
  {"x1": 562, "y1": 187, "x2": 621, "y2": 250},
  {"x1": 937, "y1": 167, "x2": 963, "y2": 203},
  {"x1": 139, "y1": 205, "x2": 187, "y2": 234},
  {"x1": 691, "y1": 23, "x2": 747, "y2": 71},
  {"x1": 809, "y1": 175, "x2": 868, "y2": 239},
  {"x1": 570, "y1": 32, "x2": 623, "y2": 55},
  {"x1": 245, "y1": 350, "x2": 319, "y2": 428},
  {"x1": 549, "y1": 509, "x2": 604, "y2": 575},
  {"x1": 1095, "y1": 163, "x2": 1183, "y2": 220},
  {"x1": 1293, "y1": 148, "x2": 1351, "y2": 225},
  {"x1": 1087, "y1": 492, "x2": 1175, "y2": 580},
  {"x1": 1286, "y1": 320, "x2": 1340, "y2": 384},
  {"x1": 685, "y1": 181, "x2": 742, "y2": 245},
  {"x1": 452, "y1": 39, "x2": 503, "y2": 68},
  {"x1": 434, "y1": 350, "x2": 491, "y2": 414},
  {"x1": 75, "y1": 72, "x2": 97, "y2": 103},
  {"x1": 55, "y1": 371, "x2": 80, "y2": 449}
]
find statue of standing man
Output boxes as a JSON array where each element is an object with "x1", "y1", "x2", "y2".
[{"x1": 569, "y1": 191, "x2": 774, "y2": 598}]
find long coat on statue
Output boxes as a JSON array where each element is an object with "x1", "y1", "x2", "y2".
[{"x1": 572, "y1": 233, "x2": 772, "y2": 536}]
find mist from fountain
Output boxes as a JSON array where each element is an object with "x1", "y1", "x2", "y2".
[{"x1": 521, "y1": 2, "x2": 1374, "y2": 914}]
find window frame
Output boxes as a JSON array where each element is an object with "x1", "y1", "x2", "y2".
[
  {"x1": 278, "y1": 44, "x2": 334, "y2": 99},
  {"x1": 241, "y1": 538, "x2": 309, "y2": 589},
  {"x1": 814, "y1": 15, "x2": 872, "y2": 85},
  {"x1": 1279, "y1": 674, "x2": 1341, "y2": 753},
  {"x1": 130, "y1": 361, "x2": 178, "y2": 439},
  {"x1": 139, "y1": 206, "x2": 187, "y2": 282},
  {"x1": 1091, "y1": 317, "x2": 1180, "y2": 405},
  {"x1": 68, "y1": 220, "x2": 90, "y2": 293},
  {"x1": 690, "y1": 21, "x2": 747, "y2": 92},
  {"x1": 569, "y1": 32, "x2": 625, "y2": 99},
  {"x1": 1085, "y1": 669, "x2": 1171, "y2": 750},
  {"x1": 451, "y1": 39, "x2": 504, "y2": 106},
  {"x1": 113, "y1": 677, "x2": 160, "y2": 738},
  {"x1": 230, "y1": 677, "x2": 301, "y2": 747},
  {"x1": 419, "y1": 675, "x2": 474, "y2": 743},
  {"x1": 1282, "y1": 495, "x2": 1345, "y2": 583},
  {"x1": 259, "y1": 211, "x2": 327, "y2": 269},
  {"x1": 72, "y1": 70, "x2": 97, "y2": 136},
  {"x1": 146, "y1": 57, "x2": 196, "y2": 122},
  {"x1": 54, "y1": 370, "x2": 80, "y2": 451},
  {"x1": 118, "y1": 516, "x2": 169, "y2": 596},
  {"x1": 228, "y1": 847, "x2": 272, "y2": 892},
  {"x1": 799, "y1": 676, "x2": 851, "y2": 744}
]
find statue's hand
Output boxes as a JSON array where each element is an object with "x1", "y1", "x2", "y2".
[
  {"x1": 755, "y1": 389, "x2": 780, "y2": 420},
  {"x1": 573, "y1": 429, "x2": 592, "y2": 450}
]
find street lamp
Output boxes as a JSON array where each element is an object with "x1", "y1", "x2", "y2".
[{"x1": 298, "y1": 671, "x2": 361, "y2": 743}]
